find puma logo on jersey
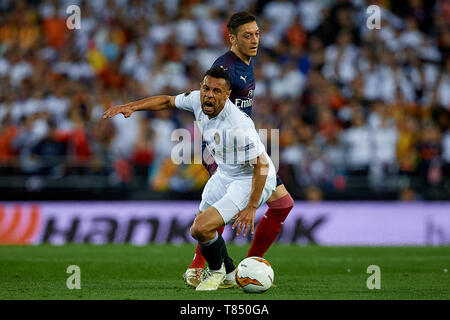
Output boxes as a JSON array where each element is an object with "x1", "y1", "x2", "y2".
[{"x1": 240, "y1": 75, "x2": 247, "y2": 83}]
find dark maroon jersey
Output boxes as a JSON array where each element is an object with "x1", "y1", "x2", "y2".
[{"x1": 211, "y1": 50, "x2": 255, "y2": 117}]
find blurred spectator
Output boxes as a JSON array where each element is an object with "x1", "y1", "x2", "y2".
[
  {"x1": 398, "y1": 187, "x2": 419, "y2": 201},
  {"x1": 263, "y1": 0, "x2": 298, "y2": 35},
  {"x1": 368, "y1": 103, "x2": 399, "y2": 187},
  {"x1": 0, "y1": 112, "x2": 19, "y2": 174},
  {"x1": 41, "y1": 0, "x2": 69, "y2": 50},
  {"x1": 304, "y1": 185, "x2": 323, "y2": 201},
  {"x1": 323, "y1": 30, "x2": 358, "y2": 85},
  {"x1": 443, "y1": 130, "x2": 450, "y2": 164},
  {"x1": 297, "y1": 0, "x2": 326, "y2": 32},
  {"x1": 417, "y1": 121, "x2": 443, "y2": 186},
  {"x1": 396, "y1": 115, "x2": 420, "y2": 176},
  {"x1": 341, "y1": 110, "x2": 371, "y2": 173},
  {"x1": 285, "y1": 15, "x2": 307, "y2": 50},
  {"x1": 130, "y1": 117, "x2": 154, "y2": 185},
  {"x1": 436, "y1": 57, "x2": 450, "y2": 109},
  {"x1": 31, "y1": 116, "x2": 66, "y2": 175}
]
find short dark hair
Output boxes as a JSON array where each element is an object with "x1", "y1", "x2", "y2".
[
  {"x1": 227, "y1": 11, "x2": 256, "y2": 35},
  {"x1": 203, "y1": 66, "x2": 231, "y2": 89}
]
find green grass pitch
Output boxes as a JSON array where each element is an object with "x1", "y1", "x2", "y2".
[{"x1": 0, "y1": 244, "x2": 449, "y2": 300}]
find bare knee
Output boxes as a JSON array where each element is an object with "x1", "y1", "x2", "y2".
[
  {"x1": 190, "y1": 223, "x2": 204, "y2": 242},
  {"x1": 190, "y1": 221, "x2": 214, "y2": 243},
  {"x1": 190, "y1": 208, "x2": 224, "y2": 242}
]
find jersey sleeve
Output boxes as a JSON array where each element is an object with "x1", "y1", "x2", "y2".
[{"x1": 174, "y1": 91, "x2": 201, "y2": 113}]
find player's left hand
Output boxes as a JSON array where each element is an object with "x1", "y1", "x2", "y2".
[{"x1": 232, "y1": 206, "x2": 256, "y2": 237}]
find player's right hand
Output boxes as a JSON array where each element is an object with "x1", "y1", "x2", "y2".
[
  {"x1": 103, "y1": 104, "x2": 134, "y2": 119},
  {"x1": 231, "y1": 206, "x2": 256, "y2": 237}
]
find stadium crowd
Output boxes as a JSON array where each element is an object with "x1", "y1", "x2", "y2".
[{"x1": 0, "y1": 0, "x2": 449, "y2": 200}]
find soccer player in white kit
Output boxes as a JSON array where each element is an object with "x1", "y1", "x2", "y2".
[{"x1": 103, "y1": 66, "x2": 277, "y2": 291}]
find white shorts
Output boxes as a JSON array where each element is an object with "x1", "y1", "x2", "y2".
[{"x1": 199, "y1": 170, "x2": 276, "y2": 225}]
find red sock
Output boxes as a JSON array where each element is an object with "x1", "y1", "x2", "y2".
[
  {"x1": 189, "y1": 225, "x2": 225, "y2": 268},
  {"x1": 247, "y1": 193, "x2": 294, "y2": 258}
]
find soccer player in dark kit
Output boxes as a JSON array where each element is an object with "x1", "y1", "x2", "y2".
[{"x1": 183, "y1": 11, "x2": 294, "y2": 289}]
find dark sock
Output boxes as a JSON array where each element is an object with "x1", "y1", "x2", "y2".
[
  {"x1": 189, "y1": 226, "x2": 225, "y2": 269},
  {"x1": 199, "y1": 233, "x2": 225, "y2": 271},
  {"x1": 223, "y1": 249, "x2": 235, "y2": 274}
]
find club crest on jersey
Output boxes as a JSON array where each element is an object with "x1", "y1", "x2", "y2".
[{"x1": 214, "y1": 132, "x2": 221, "y2": 145}]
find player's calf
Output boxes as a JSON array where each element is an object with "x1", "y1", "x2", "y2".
[
  {"x1": 247, "y1": 192, "x2": 294, "y2": 258},
  {"x1": 190, "y1": 208, "x2": 227, "y2": 270}
]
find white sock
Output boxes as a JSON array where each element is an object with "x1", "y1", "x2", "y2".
[{"x1": 225, "y1": 270, "x2": 235, "y2": 280}]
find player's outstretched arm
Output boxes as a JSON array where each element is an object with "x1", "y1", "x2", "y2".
[
  {"x1": 232, "y1": 153, "x2": 269, "y2": 236},
  {"x1": 103, "y1": 96, "x2": 176, "y2": 119}
]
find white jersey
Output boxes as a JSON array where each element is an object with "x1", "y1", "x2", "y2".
[{"x1": 175, "y1": 90, "x2": 276, "y2": 178}]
